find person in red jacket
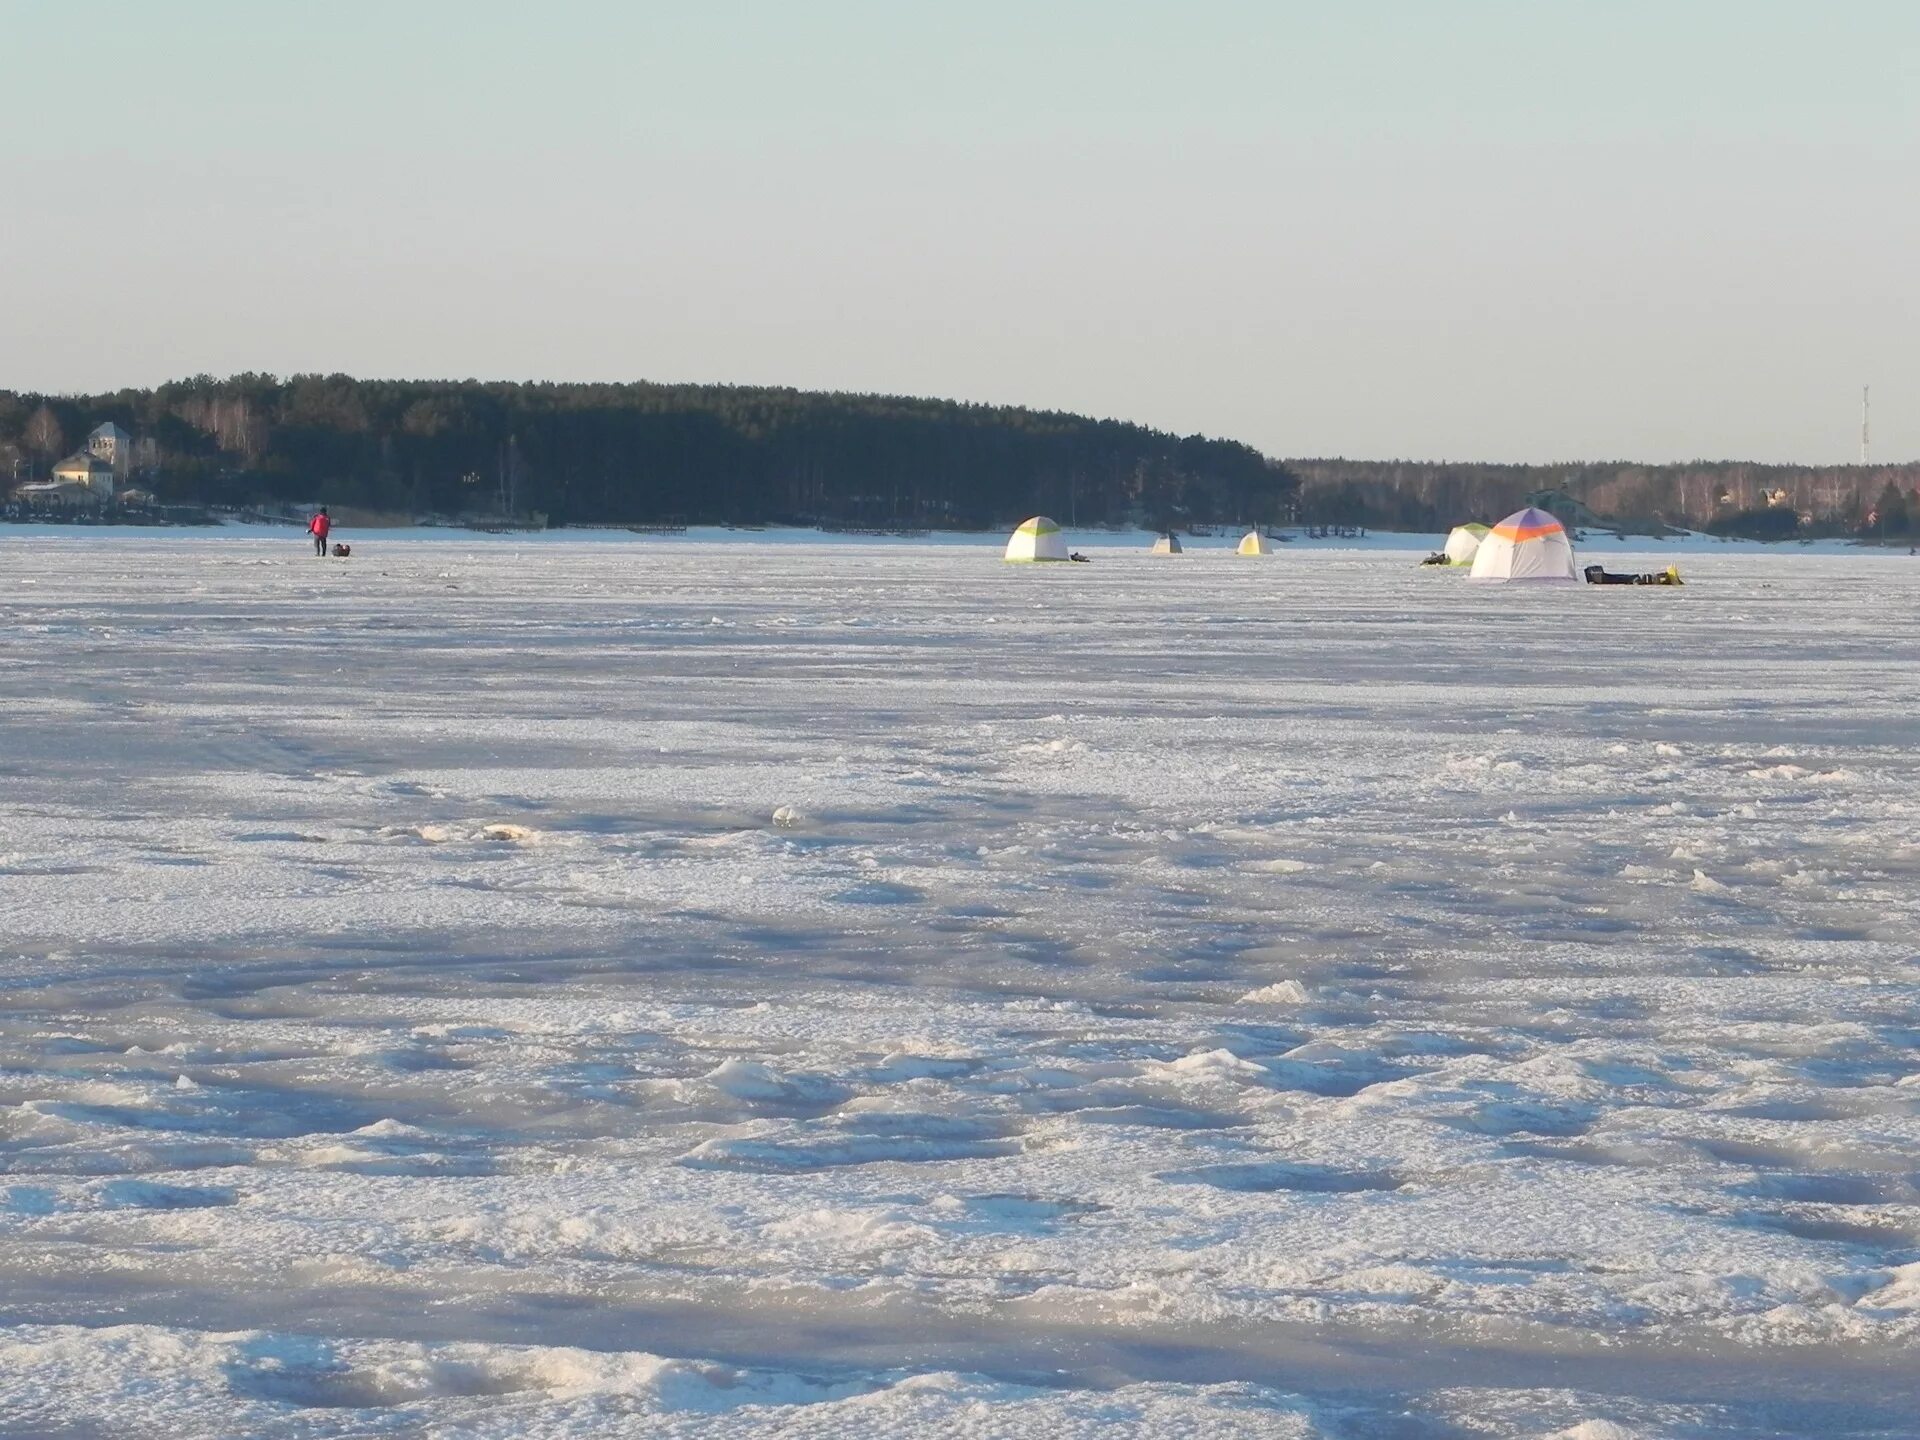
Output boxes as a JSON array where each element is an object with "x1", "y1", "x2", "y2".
[{"x1": 309, "y1": 507, "x2": 331, "y2": 556}]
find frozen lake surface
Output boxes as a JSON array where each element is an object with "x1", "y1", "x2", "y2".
[{"x1": 1, "y1": 536, "x2": 1916, "y2": 1437}]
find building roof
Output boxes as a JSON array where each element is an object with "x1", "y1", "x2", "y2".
[
  {"x1": 53, "y1": 451, "x2": 112, "y2": 473},
  {"x1": 11, "y1": 480, "x2": 99, "y2": 502},
  {"x1": 88, "y1": 422, "x2": 132, "y2": 441}
]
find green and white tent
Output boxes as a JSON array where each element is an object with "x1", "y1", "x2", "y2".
[
  {"x1": 1442, "y1": 522, "x2": 1491, "y2": 566},
  {"x1": 1237, "y1": 529, "x2": 1274, "y2": 556},
  {"x1": 1005, "y1": 515, "x2": 1070, "y2": 562},
  {"x1": 1150, "y1": 533, "x2": 1183, "y2": 554}
]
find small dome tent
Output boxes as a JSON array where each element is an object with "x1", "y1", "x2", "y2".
[
  {"x1": 1469, "y1": 507, "x2": 1578, "y2": 583},
  {"x1": 1442, "y1": 522, "x2": 1490, "y2": 566},
  {"x1": 1151, "y1": 533, "x2": 1183, "y2": 555},
  {"x1": 1237, "y1": 530, "x2": 1274, "y2": 556},
  {"x1": 1005, "y1": 515, "x2": 1070, "y2": 563}
]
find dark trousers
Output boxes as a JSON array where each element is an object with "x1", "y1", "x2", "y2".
[{"x1": 314, "y1": 534, "x2": 328, "y2": 555}]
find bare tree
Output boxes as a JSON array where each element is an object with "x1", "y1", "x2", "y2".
[{"x1": 24, "y1": 404, "x2": 63, "y2": 460}]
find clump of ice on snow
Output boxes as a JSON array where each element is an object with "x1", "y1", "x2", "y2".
[
  {"x1": 702, "y1": 1057, "x2": 838, "y2": 1105},
  {"x1": 382, "y1": 821, "x2": 541, "y2": 844},
  {"x1": 1241, "y1": 981, "x2": 1311, "y2": 1005},
  {"x1": 353, "y1": 1118, "x2": 427, "y2": 1138},
  {"x1": 1150, "y1": 1048, "x2": 1268, "y2": 1082},
  {"x1": 477, "y1": 822, "x2": 539, "y2": 843},
  {"x1": 1251, "y1": 858, "x2": 1312, "y2": 874}
]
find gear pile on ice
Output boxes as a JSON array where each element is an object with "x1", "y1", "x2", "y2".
[{"x1": 1584, "y1": 564, "x2": 1682, "y2": 586}]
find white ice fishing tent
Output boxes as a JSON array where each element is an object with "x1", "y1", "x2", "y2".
[
  {"x1": 1151, "y1": 533, "x2": 1183, "y2": 554},
  {"x1": 1469, "y1": 507, "x2": 1579, "y2": 583},
  {"x1": 1005, "y1": 515, "x2": 1070, "y2": 563},
  {"x1": 1237, "y1": 530, "x2": 1274, "y2": 556},
  {"x1": 1442, "y1": 522, "x2": 1490, "y2": 566}
]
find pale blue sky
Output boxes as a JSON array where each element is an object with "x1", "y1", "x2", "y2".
[{"x1": 3, "y1": 1, "x2": 1915, "y2": 462}]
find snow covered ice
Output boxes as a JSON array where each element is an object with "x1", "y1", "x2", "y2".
[{"x1": 1, "y1": 533, "x2": 1917, "y2": 1437}]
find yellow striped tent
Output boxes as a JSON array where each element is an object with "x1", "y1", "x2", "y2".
[{"x1": 1004, "y1": 516, "x2": 1070, "y2": 562}]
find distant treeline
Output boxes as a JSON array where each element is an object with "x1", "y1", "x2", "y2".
[
  {"x1": 1289, "y1": 458, "x2": 1920, "y2": 539},
  {"x1": 0, "y1": 375, "x2": 1293, "y2": 530},
  {"x1": 6, "y1": 375, "x2": 1916, "y2": 536}
]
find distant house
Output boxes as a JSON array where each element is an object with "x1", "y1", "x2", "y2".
[
  {"x1": 87, "y1": 422, "x2": 134, "y2": 481},
  {"x1": 48, "y1": 450, "x2": 116, "y2": 500}
]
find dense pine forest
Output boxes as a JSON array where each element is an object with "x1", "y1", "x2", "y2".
[
  {"x1": 1287, "y1": 458, "x2": 1920, "y2": 540},
  {"x1": 0, "y1": 375, "x2": 1290, "y2": 530},
  {"x1": 4, "y1": 374, "x2": 1917, "y2": 536}
]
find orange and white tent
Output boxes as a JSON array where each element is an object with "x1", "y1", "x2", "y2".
[{"x1": 1469, "y1": 507, "x2": 1578, "y2": 583}]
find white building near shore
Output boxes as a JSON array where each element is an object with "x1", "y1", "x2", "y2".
[
  {"x1": 87, "y1": 422, "x2": 134, "y2": 481},
  {"x1": 13, "y1": 450, "x2": 118, "y2": 505}
]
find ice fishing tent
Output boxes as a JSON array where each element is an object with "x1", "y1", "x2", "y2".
[
  {"x1": 1237, "y1": 530, "x2": 1274, "y2": 556},
  {"x1": 1469, "y1": 507, "x2": 1578, "y2": 583},
  {"x1": 1004, "y1": 515, "x2": 1070, "y2": 563},
  {"x1": 1442, "y1": 522, "x2": 1490, "y2": 566},
  {"x1": 1151, "y1": 533, "x2": 1183, "y2": 555}
]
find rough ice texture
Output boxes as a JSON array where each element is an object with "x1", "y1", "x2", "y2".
[{"x1": 1, "y1": 535, "x2": 1917, "y2": 1437}]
